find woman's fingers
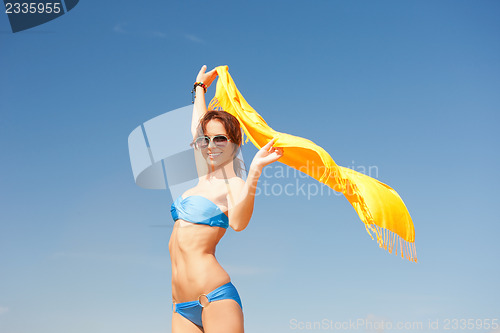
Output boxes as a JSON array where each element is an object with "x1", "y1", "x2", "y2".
[
  {"x1": 196, "y1": 65, "x2": 208, "y2": 82},
  {"x1": 196, "y1": 65, "x2": 218, "y2": 86},
  {"x1": 264, "y1": 148, "x2": 283, "y2": 165},
  {"x1": 272, "y1": 147, "x2": 283, "y2": 158},
  {"x1": 206, "y1": 69, "x2": 218, "y2": 81},
  {"x1": 263, "y1": 138, "x2": 283, "y2": 162},
  {"x1": 262, "y1": 136, "x2": 277, "y2": 151},
  {"x1": 252, "y1": 139, "x2": 283, "y2": 168}
]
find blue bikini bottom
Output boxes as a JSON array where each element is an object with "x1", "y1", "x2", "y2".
[{"x1": 173, "y1": 282, "x2": 243, "y2": 327}]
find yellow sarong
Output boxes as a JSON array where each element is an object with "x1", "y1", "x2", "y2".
[{"x1": 209, "y1": 66, "x2": 417, "y2": 262}]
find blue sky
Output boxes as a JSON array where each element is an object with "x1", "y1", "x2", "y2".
[{"x1": 1, "y1": 1, "x2": 499, "y2": 332}]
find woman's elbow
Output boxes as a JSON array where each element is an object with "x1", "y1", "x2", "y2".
[
  {"x1": 231, "y1": 224, "x2": 246, "y2": 232},
  {"x1": 230, "y1": 220, "x2": 249, "y2": 232}
]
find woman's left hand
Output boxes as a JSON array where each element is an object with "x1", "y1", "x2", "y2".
[
  {"x1": 196, "y1": 65, "x2": 218, "y2": 88},
  {"x1": 251, "y1": 137, "x2": 284, "y2": 170}
]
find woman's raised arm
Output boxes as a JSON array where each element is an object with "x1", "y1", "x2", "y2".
[
  {"x1": 228, "y1": 137, "x2": 284, "y2": 231},
  {"x1": 191, "y1": 65, "x2": 218, "y2": 138}
]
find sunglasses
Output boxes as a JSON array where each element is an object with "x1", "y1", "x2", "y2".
[{"x1": 192, "y1": 135, "x2": 231, "y2": 149}]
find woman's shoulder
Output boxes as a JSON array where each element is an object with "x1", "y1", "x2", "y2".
[
  {"x1": 227, "y1": 176, "x2": 245, "y2": 187},
  {"x1": 226, "y1": 177, "x2": 245, "y2": 197}
]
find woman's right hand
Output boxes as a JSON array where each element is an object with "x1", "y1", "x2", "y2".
[
  {"x1": 196, "y1": 65, "x2": 218, "y2": 88},
  {"x1": 250, "y1": 137, "x2": 284, "y2": 170}
]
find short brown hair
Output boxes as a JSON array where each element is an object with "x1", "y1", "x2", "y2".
[
  {"x1": 197, "y1": 110, "x2": 245, "y2": 177},
  {"x1": 199, "y1": 110, "x2": 242, "y2": 147}
]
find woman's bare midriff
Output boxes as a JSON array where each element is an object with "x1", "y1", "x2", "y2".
[{"x1": 169, "y1": 219, "x2": 230, "y2": 303}]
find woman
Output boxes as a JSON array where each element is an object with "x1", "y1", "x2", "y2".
[{"x1": 169, "y1": 65, "x2": 284, "y2": 333}]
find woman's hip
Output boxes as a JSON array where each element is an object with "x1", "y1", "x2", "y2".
[{"x1": 171, "y1": 260, "x2": 231, "y2": 303}]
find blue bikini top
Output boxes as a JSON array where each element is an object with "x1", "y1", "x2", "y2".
[{"x1": 170, "y1": 195, "x2": 229, "y2": 229}]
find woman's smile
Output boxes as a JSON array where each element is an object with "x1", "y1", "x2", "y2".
[{"x1": 208, "y1": 152, "x2": 222, "y2": 159}]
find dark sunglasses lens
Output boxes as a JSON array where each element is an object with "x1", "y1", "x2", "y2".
[
  {"x1": 213, "y1": 135, "x2": 228, "y2": 146},
  {"x1": 196, "y1": 137, "x2": 209, "y2": 148}
]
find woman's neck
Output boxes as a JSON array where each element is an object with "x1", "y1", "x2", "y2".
[{"x1": 204, "y1": 161, "x2": 236, "y2": 181}]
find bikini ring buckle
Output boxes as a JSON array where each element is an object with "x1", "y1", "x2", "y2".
[{"x1": 198, "y1": 294, "x2": 210, "y2": 307}]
